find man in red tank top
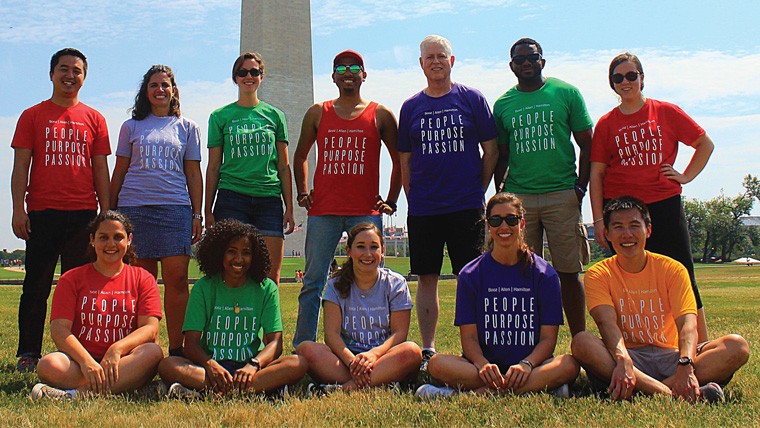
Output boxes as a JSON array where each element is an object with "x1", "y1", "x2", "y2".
[{"x1": 292, "y1": 50, "x2": 402, "y2": 347}]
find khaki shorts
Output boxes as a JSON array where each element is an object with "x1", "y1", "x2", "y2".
[{"x1": 516, "y1": 189, "x2": 589, "y2": 273}]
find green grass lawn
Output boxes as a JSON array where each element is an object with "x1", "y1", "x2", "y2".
[{"x1": 0, "y1": 265, "x2": 757, "y2": 426}]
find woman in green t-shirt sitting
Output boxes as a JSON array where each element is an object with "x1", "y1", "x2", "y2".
[{"x1": 158, "y1": 220, "x2": 306, "y2": 397}]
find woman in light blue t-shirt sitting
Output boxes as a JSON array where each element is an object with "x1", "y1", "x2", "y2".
[{"x1": 296, "y1": 223, "x2": 421, "y2": 393}]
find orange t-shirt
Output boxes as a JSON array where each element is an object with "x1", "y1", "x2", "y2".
[{"x1": 585, "y1": 252, "x2": 696, "y2": 349}]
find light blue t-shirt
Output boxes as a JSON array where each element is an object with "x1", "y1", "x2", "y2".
[
  {"x1": 323, "y1": 268, "x2": 413, "y2": 353},
  {"x1": 116, "y1": 114, "x2": 202, "y2": 206}
]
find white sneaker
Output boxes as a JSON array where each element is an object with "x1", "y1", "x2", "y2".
[
  {"x1": 415, "y1": 384, "x2": 456, "y2": 399},
  {"x1": 30, "y1": 383, "x2": 73, "y2": 400},
  {"x1": 551, "y1": 383, "x2": 570, "y2": 398},
  {"x1": 167, "y1": 382, "x2": 202, "y2": 400},
  {"x1": 307, "y1": 382, "x2": 342, "y2": 397}
]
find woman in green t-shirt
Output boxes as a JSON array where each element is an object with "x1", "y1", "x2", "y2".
[
  {"x1": 158, "y1": 220, "x2": 306, "y2": 397},
  {"x1": 204, "y1": 52, "x2": 294, "y2": 285}
]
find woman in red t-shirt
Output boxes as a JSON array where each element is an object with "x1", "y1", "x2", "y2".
[
  {"x1": 589, "y1": 52, "x2": 715, "y2": 342},
  {"x1": 31, "y1": 211, "x2": 164, "y2": 400}
]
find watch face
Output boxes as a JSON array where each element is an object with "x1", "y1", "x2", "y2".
[{"x1": 678, "y1": 357, "x2": 692, "y2": 365}]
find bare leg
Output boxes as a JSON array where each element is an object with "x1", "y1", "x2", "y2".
[
  {"x1": 428, "y1": 354, "x2": 487, "y2": 391},
  {"x1": 557, "y1": 271, "x2": 585, "y2": 336},
  {"x1": 263, "y1": 236, "x2": 284, "y2": 285},
  {"x1": 697, "y1": 307, "x2": 709, "y2": 344},
  {"x1": 295, "y1": 341, "x2": 351, "y2": 385},
  {"x1": 416, "y1": 274, "x2": 440, "y2": 349},
  {"x1": 663, "y1": 334, "x2": 749, "y2": 387},
  {"x1": 247, "y1": 355, "x2": 308, "y2": 392},
  {"x1": 158, "y1": 356, "x2": 208, "y2": 390},
  {"x1": 37, "y1": 343, "x2": 163, "y2": 394},
  {"x1": 571, "y1": 332, "x2": 672, "y2": 397},
  {"x1": 159, "y1": 255, "x2": 190, "y2": 351}
]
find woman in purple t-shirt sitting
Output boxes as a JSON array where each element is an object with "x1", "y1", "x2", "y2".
[
  {"x1": 296, "y1": 223, "x2": 421, "y2": 394},
  {"x1": 416, "y1": 193, "x2": 579, "y2": 398}
]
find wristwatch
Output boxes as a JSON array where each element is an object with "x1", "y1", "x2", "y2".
[
  {"x1": 249, "y1": 357, "x2": 261, "y2": 369},
  {"x1": 677, "y1": 356, "x2": 694, "y2": 367}
]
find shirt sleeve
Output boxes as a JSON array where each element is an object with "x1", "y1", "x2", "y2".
[
  {"x1": 260, "y1": 278, "x2": 283, "y2": 334},
  {"x1": 183, "y1": 277, "x2": 209, "y2": 332},
  {"x1": 567, "y1": 86, "x2": 594, "y2": 133},
  {"x1": 454, "y1": 270, "x2": 477, "y2": 326},
  {"x1": 275, "y1": 108, "x2": 289, "y2": 144},
  {"x1": 584, "y1": 262, "x2": 615, "y2": 312},
  {"x1": 397, "y1": 101, "x2": 412, "y2": 153},
  {"x1": 664, "y1": 258, "x2": 698, "y2": 319},
  {"x1": 136, "y1": 267, "x2": 163, "y2": 319},
  {"x1": 471, "y1": 90, "x2": 498, "y2": 142},
  {"x1": 50, "y1": 270, "x2": 78, "y2": 322},
  {"x1": 388, "y1": 273, "x2": 413, "y2": 312},
  {"x1": 91, "y1": 111, "x2": 112, "y2": 156},
  {"x1": 537, "y1": 267, "x2": 564, "y2": 326},
  {"x1": 322, "y1": 279, "x2": 341, "y2": 306},
  {"x1": 115, "y1": 120, "x2": 133, "y2": 158},
  {"x1": 207, "y1": 110, "x2": 224, "y2": 149},
  {"x1": 184, "y1": 118, "x2": 202, "y2": 161},
  {"x1": 590, "y1": 114, "x2": 611, "y2": 164},
  {"x1": 10, "y1": 108, "x2": 35, "y2": 150},
  {"x1": 667, "y1": 103, "x2": 706, "y2": 148}
]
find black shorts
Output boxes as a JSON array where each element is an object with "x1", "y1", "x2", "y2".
[{"x1": 408, "y1": 208, "x2": 484, "y2": 275}]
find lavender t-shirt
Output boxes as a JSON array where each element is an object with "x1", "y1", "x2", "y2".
[
  {"x1": 323, "y1": 268, "x2": 413, "y2": 353},
  {"x1": 398, "y1": 83, "x2": 497, "y2": 216},
  {"x1": 455, "y1": 252, "x2": 563, "y2": 368},
  {"x1": 116, "y1": 114, "x2": 202, "y2": 206}
]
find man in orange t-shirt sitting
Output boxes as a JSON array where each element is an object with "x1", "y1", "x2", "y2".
[{"x1": 571, "y1": 196, "x2": 749, "y2": 403}]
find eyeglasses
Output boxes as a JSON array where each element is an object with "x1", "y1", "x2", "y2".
[
  {"x1": 611, "y1": 71, "x2": 640, "y2": 84},
  {"x1": 334, "y1": 64, "x2": 363, "y2": 75},
  {"x1": 511, "y1": 53, "x2": 542, "y2": 65},
  {"x1": 236, "y1": 68, "x2": 262, "y2": 78},
  {"x1": 487, "y1": 214, "x2": 522, "y2": 227}
]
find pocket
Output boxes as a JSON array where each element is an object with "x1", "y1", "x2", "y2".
[{"x1": 578, "y1": 223, "x2": 590, "y2": 266}]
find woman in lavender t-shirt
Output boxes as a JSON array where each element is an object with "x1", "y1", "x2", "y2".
[
  {"x1": 109, "y1": 65, "x2": 203, "y2": 357},
  {"x1": 417, "y1": 193, "x2": 580, "y2": 398},
  {"x1": 296, "y1": 223, "x2": 421, "y2": 393}
]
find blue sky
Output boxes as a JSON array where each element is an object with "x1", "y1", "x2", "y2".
[{"x1": 1, "y1": 0, "x2": 759, "y2": 250}]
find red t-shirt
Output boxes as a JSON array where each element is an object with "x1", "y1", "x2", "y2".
[
  {"x1": 50, "y1": 264, "x2": 162, "y2": 360},
  {"x1": 309, "y1": 100, "x2": 382, "y2": 216},
  {"x1": 591, "y1": 99, "x2": 705, "y2": 204},
  {"x1": 11, "y1": 100, "x2": 111, "y2": 211}
]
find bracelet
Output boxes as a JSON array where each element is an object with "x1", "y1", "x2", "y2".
[
  {"x1": 297, "y1": 193, "x2": 308, "y2": 200},
  {"x1": 519, "y1": 359, "x2": 534, "y2": 370},
  {"x1": 574, "y1": 184, "x2": 587, "y2": 195},
  {"x1": 192, "y1": 213, "x2": 203, "y2": 221},
  {"x1": 593, "y1": 218, "x2": 604, "y2": 224}
]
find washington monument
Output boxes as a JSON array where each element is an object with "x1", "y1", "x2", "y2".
[{"x1": 241, "y1": 0, "x2": 314, "y2": 255}]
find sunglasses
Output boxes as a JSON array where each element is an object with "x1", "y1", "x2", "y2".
[
  {"x1": 236, "y1": 68, "x2": 262, "y2": 78},
  {"x1": 334, "y1": 64, "x2": 363, "y2": 75},
  {"x1": 511, "y1": 53, "x2": 542, "y2": 65},
  {"x1": 611, "y1": 71, "x2": 640, "y2": 84},
  {"x1": 487, "y1": 214, "x2": 522, "y2": 227}
]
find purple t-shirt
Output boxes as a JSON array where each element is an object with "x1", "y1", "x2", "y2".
[
  {"x1": 455, "y1": 252, "x2": 563, "y2": 367},
  {"x1": 323, "y1": 268, "x2": 413, "y2": 353},
  {"x1": 116, "y1": 114, "x2": 202, "y2": 206},
  {"x1": 398, "y1": 83, "x2": 497, "y2": 216}
]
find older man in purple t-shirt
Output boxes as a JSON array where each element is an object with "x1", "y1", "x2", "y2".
[{"x1": 398, "y1": 35, "x2": 499, "y2": 369}]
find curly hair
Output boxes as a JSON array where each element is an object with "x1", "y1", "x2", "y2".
[
  {"x1": 333, "y1": 222, "x2": 383, "y2": 298},
  {"x1": 195, "y1": 219, "x2": 271, "y2": 283},
  {"x1": 87, "y1": 210, "x2": 137, "y2": 265},
  {"x1": 131, "y1": 64, "x2": 181, "y2": 120},
  {"x1": 485, "y1": 192, "x2": 533, "y2": 272}
]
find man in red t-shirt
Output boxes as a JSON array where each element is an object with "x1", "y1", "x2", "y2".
[
  {"x1": 291, "y1": 50, "x2": 402, "y2": 347},
  {"x1": 10, "y1": 48, "x2": 111, "y2": 372}
]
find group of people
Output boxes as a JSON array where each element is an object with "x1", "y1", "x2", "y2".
[{"x1": 11, "y1": 34, "x2": 750, "y2": 402}]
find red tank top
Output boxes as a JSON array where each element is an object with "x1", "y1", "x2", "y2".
[{"x1": 310, "y1": 100, "x2": 381, "y2": 216}]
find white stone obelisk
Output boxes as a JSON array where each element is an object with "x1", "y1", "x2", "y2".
[{"x1": 241, "y1": 0, "x2": 315, "y2": 256}]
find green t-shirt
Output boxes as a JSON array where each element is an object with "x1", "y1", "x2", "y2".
[
  {"x1": 493, "y1": 77, "x2": 593, "y2": 194},
  {"x1": 207, "y1": 101, "x2": 288, "y2": 197},
  {"x1": 183, "y1": 274, "x2": 283, "y2": 362}
]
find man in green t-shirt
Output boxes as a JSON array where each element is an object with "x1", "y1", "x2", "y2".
[{"x1": 492, "y1": 37, "x2": 593, "y2": 337}]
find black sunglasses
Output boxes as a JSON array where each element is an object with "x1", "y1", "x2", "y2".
[
  {"x1": 611, "y1": 71, "x2": 640, "y2": 84},
  {"x1": 487, "y1": 214, "x2": 522, "y2": 227},
  {"x1": 511, "y1": 53, "x2": 542, "y2": 65},
  {"x1": 236, "y1": 68, "x2": 262, "y2": 78},
  {"x1": 335, "y1": 64, "x2": 363, "y2": 75}
]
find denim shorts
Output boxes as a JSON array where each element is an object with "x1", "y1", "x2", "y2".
[
  {"x1": 213, "y1": 189, "x2": 284, "y2": 238},
  {"x1": 118, "y1": 205, "x2": 192, "y2": 259}
]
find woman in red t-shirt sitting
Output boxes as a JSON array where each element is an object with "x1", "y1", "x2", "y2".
[
  {"x1": 589, "y1": 52, "x2": 715, "y2": 342},
  {"x1": 31, "y1": 211, "x2": 164, "y2": 400}
]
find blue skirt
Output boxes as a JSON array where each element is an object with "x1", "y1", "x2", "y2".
[{"x1": 118, "y1": 205, "x2": 192, "y2": 259}]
